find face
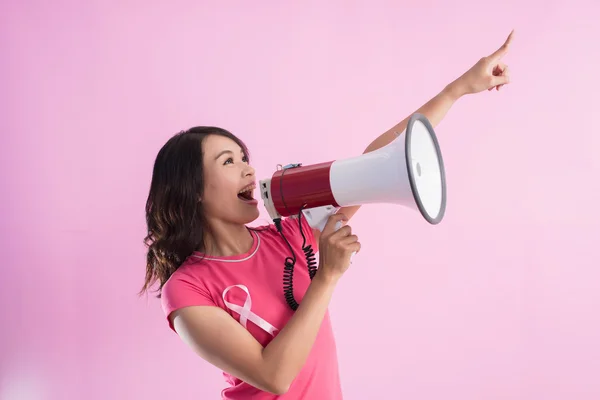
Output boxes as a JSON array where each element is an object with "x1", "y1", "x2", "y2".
[{"x1": 200, "y1": 134, "x2": 260, "y2": 225}]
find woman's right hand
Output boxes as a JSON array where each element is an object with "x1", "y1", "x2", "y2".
[{"x1": 316, "y1": 213, "x2": 361, "y2": 283}]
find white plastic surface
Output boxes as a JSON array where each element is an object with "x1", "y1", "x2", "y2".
[
  {"x1": 328, "y1": 120, "x2": 444, "y2": 221},
  {"x1": 301, "y1": 205, "x2": 355, "y2": 262}
]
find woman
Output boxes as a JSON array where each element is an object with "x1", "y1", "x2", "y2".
[{"x1": 141, "y1": 31, "x2": 513, "y2": 399}]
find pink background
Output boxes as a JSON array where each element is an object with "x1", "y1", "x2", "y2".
[{"x1": 2, "y1": 1, "x2": 599, "y2": 399}]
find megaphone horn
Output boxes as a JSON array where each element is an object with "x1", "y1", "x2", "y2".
[{"x1": 259, "y1": 113, "x2": 447, "y2": 231}]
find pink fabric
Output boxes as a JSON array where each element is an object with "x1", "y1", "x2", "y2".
[{"x1": 161, "y1": 216, "x2": 343, "y2": 400}]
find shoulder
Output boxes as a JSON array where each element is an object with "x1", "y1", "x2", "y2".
[
  {"x1": 160, "y1": 261, "x2": 216, "y2": 325},
  {"x1": 161, "y1": 265, "x2": 205, "y2": 296}
]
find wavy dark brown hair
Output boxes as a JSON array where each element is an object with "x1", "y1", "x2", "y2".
[{"x1": 140, "y1": 126, "x2": 250, "y2": 297}]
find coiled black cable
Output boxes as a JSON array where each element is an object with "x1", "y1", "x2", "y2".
[{"x1": 275, "y1": 208, "x2": 318, "y2": 311}]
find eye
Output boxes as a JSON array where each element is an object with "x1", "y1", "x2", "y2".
[
  {"x1": 242, "y1": 155, "x2": 249, "y2": 163},
  {"x1": 223, "y1": 157, "x2": 234, "y2": 165}
]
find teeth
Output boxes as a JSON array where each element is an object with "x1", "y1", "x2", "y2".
[{"x1": 238, "y1": 183, "x2": 256, "y2": 194}]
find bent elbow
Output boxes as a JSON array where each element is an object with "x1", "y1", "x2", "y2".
[
  {"x1": 268, "y1": 382, "x2": 290, "y2": 396},
  {"x1": 263, "y1": 375, "x2": 291, "y2": 395}
]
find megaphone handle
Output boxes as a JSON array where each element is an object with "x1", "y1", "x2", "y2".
[
  {"x1": 302, "y1": 205, "x2": 338, "y2": 232},
  {"x1": 331, "y1": 221, "x2": 357, "y2": 264},
  {"x1": 301, "y1": 206, "x2": 356, "y2": 262}
]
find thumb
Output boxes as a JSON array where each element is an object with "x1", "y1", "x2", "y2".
[{"x1": 490, "y1": 74, "x2": 510, "y2": 87}]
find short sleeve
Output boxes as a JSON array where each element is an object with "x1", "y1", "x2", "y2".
[
  {"x1": 160, "y1": 272, "x2": 216, "y2": 332},
  {"x1": 280, "y1": 214, "x2": 318, "y2": 251}
]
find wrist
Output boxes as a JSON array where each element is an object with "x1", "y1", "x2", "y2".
[
  {"x1": 314, "y1": 268, "x2": 340, "y2": 287},
  {"x1": 444, "y1": 79, "x2": 467, "y2": 100}
]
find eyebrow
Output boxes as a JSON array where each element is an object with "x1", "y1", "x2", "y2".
[{"x1": 214, "y1": 149, "x2": 246, "y2": 161}]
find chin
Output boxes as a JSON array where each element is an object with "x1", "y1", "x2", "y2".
[
  {"x1": 231, "y1": 207, "x2": 260, "y2": 226},
  {"x1": 244, "y1": 208, "x2": 261, "y2": 224}
]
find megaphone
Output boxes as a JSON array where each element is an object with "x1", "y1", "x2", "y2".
[{"x1": 259, "y1": 113, "x2": 447, "y2": 232}]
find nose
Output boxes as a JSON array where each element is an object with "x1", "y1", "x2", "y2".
[{"x1": 243, "y1": 164, "x2": 255, "y2": 177}]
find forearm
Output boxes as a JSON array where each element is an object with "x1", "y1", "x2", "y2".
[
  {"x1": 363, "y1": 81, "x2": 463, "y2": 154},
  {"x1": 261, "y1": 273, "x2": 337, "y2": 392}
]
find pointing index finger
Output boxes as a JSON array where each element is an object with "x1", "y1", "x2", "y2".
[{"x1": 489, "y1": 29, "x2": 514, "y2": 61}]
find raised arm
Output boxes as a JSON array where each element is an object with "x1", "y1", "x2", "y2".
[{"x1": 335, "y1": 30, "x2": 514, "y2": 224}]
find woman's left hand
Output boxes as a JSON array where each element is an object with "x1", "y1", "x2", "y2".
[{"x1": 451, "y1": 30, "x2": 514, "y2": 96}]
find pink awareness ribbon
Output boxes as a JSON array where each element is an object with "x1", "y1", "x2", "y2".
[{"x1": 222, "y1": 285, "x2": 279, "y2": 336}]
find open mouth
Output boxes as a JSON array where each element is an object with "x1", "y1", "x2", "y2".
[{"x1": 237, "y1": 183, "x2": 256, "y2": 202}]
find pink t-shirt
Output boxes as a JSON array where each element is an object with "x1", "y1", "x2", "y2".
[{"x1": 161, "y1": 216, "x2": 343, "y2": 400}]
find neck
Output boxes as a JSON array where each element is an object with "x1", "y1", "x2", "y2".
[{"x1": 201, "y1": 219, "x2": 254, "y2": 257}]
